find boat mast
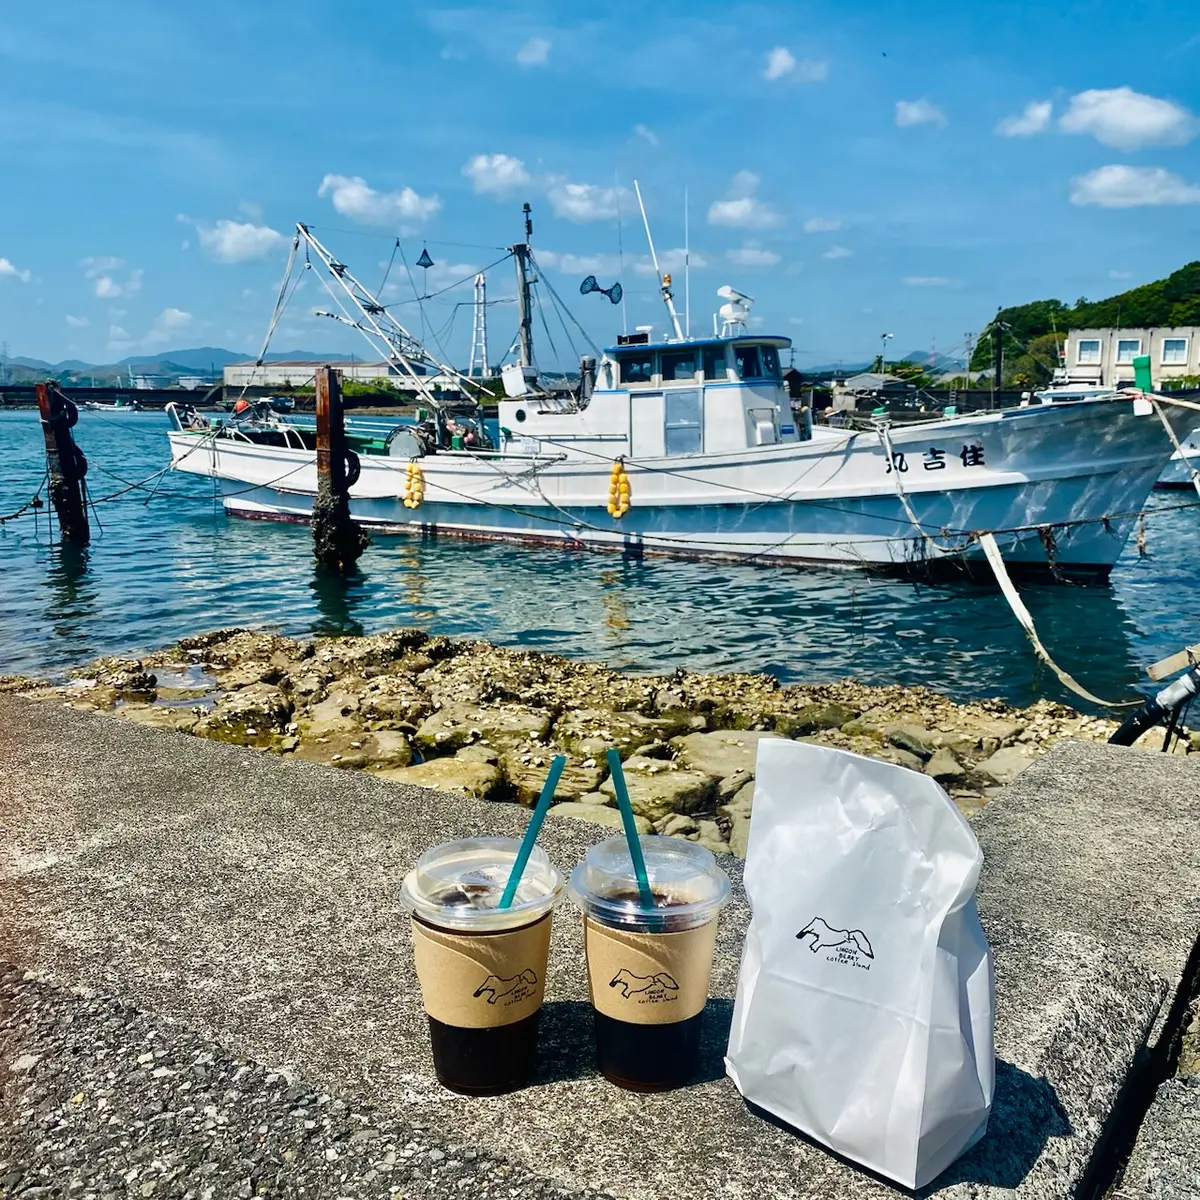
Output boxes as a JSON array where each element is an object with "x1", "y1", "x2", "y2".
[
  {"x1": 296, "y1": 223, "x2": 480, "y2": 407},
  {"x1": 510, "y1": 203, "x2": 535, "y2": 368},
  {"x1": 633, "y1": 180, "x2": 684, "y2": 341}
]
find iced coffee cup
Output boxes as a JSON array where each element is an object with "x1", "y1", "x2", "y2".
[
  {"x1": 400, "y1": 836, "x2": 565, "y2": 1095},
  {"x1": 569, "y1": 835, "x2": 731, "y2": 1091}
]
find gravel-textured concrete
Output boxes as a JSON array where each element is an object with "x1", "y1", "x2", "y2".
[
  {"x1": 2, "y1": 698, "x2": 1199, "y2": 1198},
  {"x1": 0, "y1": 966, "x2": 612, "y2": 1200},
  {"x1": 1114, "y1": 1076, "x2": 1200, "y2": 1199}
]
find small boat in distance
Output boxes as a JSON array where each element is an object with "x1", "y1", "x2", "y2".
[
  {"x1": 82, "y1": 397, "x2": 143, "y2": 413},
  {"x1": 166, "y1": 210, "x2": 1193, "y2": 583}
]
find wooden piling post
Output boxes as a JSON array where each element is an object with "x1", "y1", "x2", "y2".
[
  {"x1": 35, "y1": 381, "x2": 90, "y2": 545},
  {"x1": 312, "y1": 365, "x2": 367, "y2": 572}
]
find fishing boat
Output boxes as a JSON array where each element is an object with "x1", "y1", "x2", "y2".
[
  {"x1": 166, "y1": 214, "x2": 1192, "y2": 581},
  {"x1": 83, "y1": 397, "x2": 143, "y2": 413}
]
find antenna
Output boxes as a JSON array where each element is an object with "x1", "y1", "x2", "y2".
[
  {"x1": 469, "y1": 272, "x2": 489, "y2": 378},
  {"x1": 615, "y1": 171, "x2": 628, "y2": 334},
  {"x1": 717, "y1": 285, "x2": 754, "y2": 336},
  {"x1": 633, "y1": 178, "x2": 684, "y2": 341},
  {"x1": 684, "y1": 186, "x2": 691, "y2": 339}
]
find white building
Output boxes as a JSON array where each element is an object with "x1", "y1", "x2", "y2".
[
  {"x1": 1063, "y1": 327, "x2": 1200, "y2": 388},
  {"x1": 222, "y1": 360, "x2": 463, "y2": 389}
]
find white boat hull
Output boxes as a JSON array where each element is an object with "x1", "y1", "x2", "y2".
[
  {"x1": 168, "y1": 398, "x2": 1186, "y2": 578},
  {"x1": 1155, "y1": 425, "x2": 1200, "y2": 488}
]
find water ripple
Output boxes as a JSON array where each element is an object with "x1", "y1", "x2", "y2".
[{"x1": 1, "y1": 411, "x2": 1198, "y2": 708}]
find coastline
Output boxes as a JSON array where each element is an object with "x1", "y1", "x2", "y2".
[{"x1": 3, "y1": 626, "x2": 1187, "y2": 857}]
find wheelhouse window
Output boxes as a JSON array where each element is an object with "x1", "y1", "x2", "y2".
[
  {"x1": 617, "y1": 351, "x2": 655, "y2": 385},
  {"x1": 1116, "y1": 338, "x2": 1141, "y2": 364},
  {"x1": 760, "y1": 345, "x2": 782, "y2": 379},
  {"x1": 1162, "y1": 337, "x2": 1189, "y2": 365},
  {"x1": 734, "y1": 344, "x2": 762, "y2": 379},
  {"x1": 702, "y1": 345, "x2": 727, "y2": 380},
  {"x1": 659, "y1": 348, "x2": 698, "y2": 381},
  {"x1": 1076, "y1": 339, "x2": 1101, "y2": 365}
]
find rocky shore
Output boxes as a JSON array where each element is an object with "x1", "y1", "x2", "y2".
[{"x1": 3, "y1": 627, "x2": 1186, "y2": 857}]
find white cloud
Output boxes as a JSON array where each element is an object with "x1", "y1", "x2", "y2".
[
  {"x1": 1059, "y1": 87, "x2": 1197, "y2": 150},
  {"x1": 0, "y1": 257, "x2": 31, "y2": 283},
  {"x1": 762, "y1": 47, "x2": 828, "y2": 83},
  {"x1": 65, "y1": 314, "x2": 89, "y2": 328},
  {"x1": 1109, "y1": 269, "x2": 1133, "y2": 280},
  {"x1": 903, "y1": 276, "x2": 954, "y2": 287},
  {"x1": 140, "y1": 307, "x2": 194, "y2": 350},
  {"x1": 633, "y1": 248, "x2": 708, "y2": 276},
  {"x1": 237, "y1": 200, "x2": 265, "y2": 220},
  {"x1": 318, "y1": 173, "x2": 441, "y2": 225},
  {"x1": 633, "y1": 123, "x2": 659, "y2": 146},
  {"x1": 462, "y1": 153, "x2": 531, "y2": 196},
  {"x1": 1070, "y1": 164, "x2": 1200, "y2": 207},
  {"x1": 896, "y1": 98, "x2": 947, "y2": 128},
  {"x1": 996, "y1": 100, "x2": 1052, "y2": 137},
  {"x1": 726, "y1": 242, "x2": 781, "y2": 267},
  {"x1": 108, "y1": 324, "x2": 130, "y2": 343},
  {"x1": 81, "y1": 256, "x2": 122, "y2": 273},
  {"x1": 823, "y1": 245, "x2": 852, "y2": 260},
  {"x1": 190, "y1": 218, "x2": 287, "y2": 263},
  {"x1": 536, "y1": 249, "x2": 623, "y2": 275},
  {"x1": 803, "y1": 216, "x2": 841, "y2": 233},
  {"x1": 788, "y1": 316, "x2": 805, "y2": 326},
  {"x1": 545, "y1": 177, "x2": 626, "y2": 222},
  {"x1": 159, "y1": 307, "x2": 192, "y2": 329},
  {"x1": 515, "y1": 36, "x2": 550, "y2": 66},
  {"x1": 763, "y1": 46, "x2": 796, "y2": 81},
  {"x1": 708, "y1": 170, "x2": 782, "y2": 229},
  {"x1": 82, "y1": 257, "x2": 141, "y2": 297}
]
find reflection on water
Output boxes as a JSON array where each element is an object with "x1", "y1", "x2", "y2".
[
  {"x1": 1, "y1": 412, "x2": 1198, "y2": 708},
  {"x1": 310, "y1": 568, "x2": 369, "y2": 637}
]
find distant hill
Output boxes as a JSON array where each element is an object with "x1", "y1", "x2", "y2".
[
  {"x1": 1, "y1": 346, "x2": 352, "y2": 385},
  {"x1": 971, "y1": 261, "x2": 1200, "y2": 370}
]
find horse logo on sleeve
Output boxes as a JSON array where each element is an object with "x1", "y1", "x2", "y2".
[
  {"x1": 473, "y1": 969, "x2": 538, "y2": 1005},
  {"x1": 609, "y1": 968, "x2": 680, "y2": 999}
]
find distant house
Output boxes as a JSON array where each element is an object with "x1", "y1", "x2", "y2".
[
  {"x1": 830, "y1": 372, "x2": 916, "y2": 409},
  {"x1": 1064, "y1": 327, "x2": 1200, "y2": 388}
]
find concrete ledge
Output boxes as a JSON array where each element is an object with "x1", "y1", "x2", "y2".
[
  {"x1": 2, "y1": 698, "x2": 1200, "y2": 1198},
  {"x1": 1115, "y1": 1076, "x2": 1200, "y2": 1199}
]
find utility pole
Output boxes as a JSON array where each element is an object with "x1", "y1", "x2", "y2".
[
  {"x1": 312, "y1": 365, "x2": 367, "y2": 573},
  {"x1": 510, "y1": 203, "x2": 534, "y2": 369},
  {"x1": 991, "y1": 314, "x2": 1004, "y2": 408},
  {"x1": 35, "y1": 381, "x2": 89, "y2": 545}
]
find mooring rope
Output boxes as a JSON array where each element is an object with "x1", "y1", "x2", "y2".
[{"x1": 977, "y1": 531, "x2": 1138, "y2": 708}]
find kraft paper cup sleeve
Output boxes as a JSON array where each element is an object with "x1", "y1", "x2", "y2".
[
  {"x1": 412, "y1": 914, "x2": 552, "y2": 1029},
  {"x1": 585, "y1": 917, "x2": 718, "y2": 1025}
]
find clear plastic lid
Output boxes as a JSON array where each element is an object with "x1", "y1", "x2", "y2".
[
  {"x1": 399, "y1": 837, "x2": 566, "y2": 932},
  {"x1": 568, "y1": 835, "x2": 731, "y2": 931}
]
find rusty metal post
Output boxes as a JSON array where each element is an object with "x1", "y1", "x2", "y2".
[
  {"x1": 35, "y1": 381, "x2": 90, "y2": 545},
  {"x1": 312, "y1": 365, "x2": 367, "y2": 572}
]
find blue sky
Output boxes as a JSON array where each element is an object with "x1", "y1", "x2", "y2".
[{"x1": 2, "y1": 0, "x2": 1200, "y2": 369}]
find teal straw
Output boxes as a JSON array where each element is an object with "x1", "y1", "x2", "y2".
[
  {"x1": 498, "y1": 755, "x2": 567, "y2": 909},
  {"x1": 605, "y1": 749, "x2": 654, "y2": 909}
]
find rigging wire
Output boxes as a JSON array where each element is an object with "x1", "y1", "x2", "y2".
[{"x1": 528, "y1": 254, "x2": 602, "y2": 358}]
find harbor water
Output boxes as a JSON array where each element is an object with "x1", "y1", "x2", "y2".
[{"x1": 1, "y1": 409, "x2": 1197, "y2": 708}]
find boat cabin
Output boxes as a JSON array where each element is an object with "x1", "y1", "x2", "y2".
[{"x1": 497, "y1": 334, "x2": 807, "y2": 461}]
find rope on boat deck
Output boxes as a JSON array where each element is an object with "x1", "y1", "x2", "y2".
[{"x1": 978, "y1": 532, "x2": 1138, "y2": 708}]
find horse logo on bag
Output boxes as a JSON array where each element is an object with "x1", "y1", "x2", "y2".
[{"x1": 797, "y1": 918, "x2": 874, "y2": 969}]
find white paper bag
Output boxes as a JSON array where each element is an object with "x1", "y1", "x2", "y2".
[{"x1": 725, "y1": 740, "x2": 995, "y2": 1190}]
